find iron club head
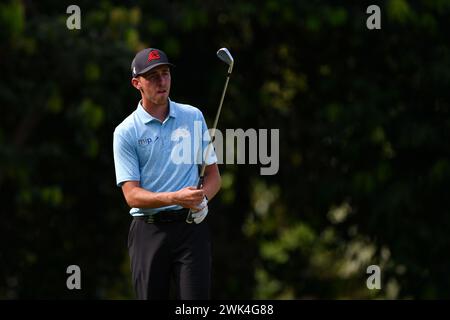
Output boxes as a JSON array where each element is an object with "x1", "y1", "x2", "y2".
[{"x1": 216, "y1": 48, "x2": 234, "y2": 74}]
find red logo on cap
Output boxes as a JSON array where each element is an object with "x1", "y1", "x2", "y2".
[{"x1": 148, "y1": 50, "x2": 160, "y2": 62}]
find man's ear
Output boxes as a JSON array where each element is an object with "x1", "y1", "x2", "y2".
[{"x1": 131, "y1": 78, "x2": 141, "y2": 91}]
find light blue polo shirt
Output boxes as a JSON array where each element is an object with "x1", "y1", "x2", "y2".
[{"x1": 113, "y1": 99, "x2": 217, "y2": 216}]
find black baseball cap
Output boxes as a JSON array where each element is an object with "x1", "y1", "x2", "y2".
[{"x1": 131, "y1": 48, "x2": 174, "y2": 78}]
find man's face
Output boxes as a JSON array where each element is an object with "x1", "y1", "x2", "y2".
[{"x1": 134, "y1": 65, "x2": 171, "y2": 106}]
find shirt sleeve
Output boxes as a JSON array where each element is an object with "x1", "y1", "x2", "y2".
[
  {"x1": 113, "y1": 131, "x2": 140, "y2": 187},
  {"x1": 199, "y1": 111, "x2": 218, "y2": 166}
]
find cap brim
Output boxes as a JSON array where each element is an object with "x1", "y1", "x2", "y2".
[{"x1": 134, "y1": 62, "x2": 175, "y2": 77}]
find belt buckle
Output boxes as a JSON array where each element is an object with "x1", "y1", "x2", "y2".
[{"x1": 144, "y1": 215, "x2": 156, "y2": 224}]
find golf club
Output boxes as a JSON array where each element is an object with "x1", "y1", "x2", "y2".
[{"x1": 186, "y1": 48, "x2": 234, "y2": 223}]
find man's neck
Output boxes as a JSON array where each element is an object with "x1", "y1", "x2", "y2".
[{"x1": 141, "y1": 98, "x2": 169, "y2": 122}]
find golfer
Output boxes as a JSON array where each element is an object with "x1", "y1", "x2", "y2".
[{"x1": 113, "y1": 48, "x2": 221, "y2": 299}]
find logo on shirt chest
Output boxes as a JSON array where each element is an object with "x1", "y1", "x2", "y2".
[{"x1": 137, "y1": 137, "x2": 157, "y2": 146}]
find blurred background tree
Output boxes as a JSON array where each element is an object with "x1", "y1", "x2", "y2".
[{"x1": 1, "y1": 0, "x2": 449, "y2": 299}]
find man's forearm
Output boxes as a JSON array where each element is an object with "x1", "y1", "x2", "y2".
[
  {"x1": 127, "y1": 187, "x2": 175, "y2": 209},
  {"x1": 202, "y1": 167, "x2": 222, "y2": 201},
  {"x1": 123, "y1": 164, "x2": 221, "y2": 209}
]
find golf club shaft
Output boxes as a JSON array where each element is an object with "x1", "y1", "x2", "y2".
[
  {"x1": 199, "y1": 73, "x2": 230, "y2": 178},
  {"x1": 186, "y1": 73, "x2": 231, "y2": 223}
]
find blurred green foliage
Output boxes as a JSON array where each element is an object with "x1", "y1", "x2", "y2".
[{"x1": 1, "y1": 0, "x2": 450, "y2": 299}]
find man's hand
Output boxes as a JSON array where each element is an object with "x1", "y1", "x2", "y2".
[
  {"x1": 191, "y1": 197, "x2": 208, "y2": 224},
  {"x1": 172, "y1": 186, "x2": 205, "y2": 210}
]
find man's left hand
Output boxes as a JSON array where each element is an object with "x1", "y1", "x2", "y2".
[{"x1": 191, "y1": 197, "x2": 208, "y2": 224}]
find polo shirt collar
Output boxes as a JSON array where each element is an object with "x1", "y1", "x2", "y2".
[
  {"x1": 168, "y1": 99, "x2": 177, "y2": 119},
  {"x1": 136, "y1": 99, "x2": 177, "y2": 124}
]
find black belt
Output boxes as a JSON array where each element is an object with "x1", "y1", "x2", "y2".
[{"x1": 134, "y1": 208, "x2": 189, "y2": 224}]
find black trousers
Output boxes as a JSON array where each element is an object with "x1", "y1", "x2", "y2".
[{"x1": 128, "y1": 217, "x2": 211, "y2": 300}]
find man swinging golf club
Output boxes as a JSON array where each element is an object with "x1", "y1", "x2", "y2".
[{"x1": 113, "y1": 47, "x2": 233, "y2": 299}]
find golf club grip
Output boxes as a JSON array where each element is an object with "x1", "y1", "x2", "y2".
[
  {"x1": 196, "y1": 175, "x2": 205, "y2": 189},
  {"x1": 186, "y1": 176, "x2": 205, "y2": 223},
  {"x1": 186, "y1": 209, "x2": 194, "y2": 223}
]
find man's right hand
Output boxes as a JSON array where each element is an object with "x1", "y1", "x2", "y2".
[{"x1": 172, "y1": 186, "x2": 205, "y2": 210}]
